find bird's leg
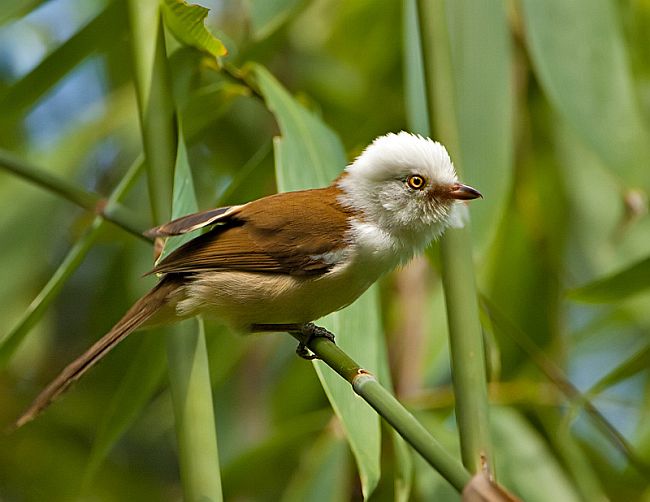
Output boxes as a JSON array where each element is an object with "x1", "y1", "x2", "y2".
[
  {"x1": 250, "y1": 322, "x2": 336, "y2": 360},
  {"x1": 292, "y1": 323, "x2": 336, "y2": 360}
]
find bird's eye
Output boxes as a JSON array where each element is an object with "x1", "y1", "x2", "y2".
[{"x1": 406, "y1": 175, "x2": 426, "y2": 190}]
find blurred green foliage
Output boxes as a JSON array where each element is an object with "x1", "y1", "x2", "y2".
[{"x1": 1, "y1": 0, "x2": 650, "y2": 500}]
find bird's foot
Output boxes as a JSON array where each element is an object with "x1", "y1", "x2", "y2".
[{"x1": 292, "y1": 323, "x2": 336, "y2": 360}]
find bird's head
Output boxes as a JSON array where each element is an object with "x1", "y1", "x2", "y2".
[{"x1": 338, "y1": 132, "x2": 481, "y2": 248}]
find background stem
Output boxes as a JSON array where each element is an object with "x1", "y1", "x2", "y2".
[
  {"x1": 290, "y1": 330, "x2": 471, "y2": 493},
  {"x1": 416, "y1": 0, "x2": 493, "y2": 474},
  {"x1": 128, "y1": 1, "x2": 222, "y2": 499}
]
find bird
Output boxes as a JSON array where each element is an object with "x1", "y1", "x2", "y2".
[{"x1": 15, "y1": 131, "x2": 482, "y2": 428}]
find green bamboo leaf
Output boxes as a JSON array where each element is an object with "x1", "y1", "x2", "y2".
[
  {"x1": 246, "y1": 0, "x2": 305, "y2": 40},
  {"x1": 585, "y1": 343, "x2": 650, "y2": 398},
  {"x1": 164, "y1": 129, "x2": 222, "y2": 500},
  {"x1": 159, "y1": 130, "x2": 200, "y2": 260},
  {"x1": 222, "y1": 411, "x2": 331, "y2": 499},
  {"x1": 167, "y1": 318, "x2": 222, "y2": 501},
  {"x1": 0, "y1": 2, "x2": 124, "y2": 126},
  {"x1": 81, "y1": 139, "x2": 205, "y2": 487},
  {"x1": 491, "y1": 408, "x2": 581, "y2": 502},
  {"x1": 0, "y1": 221, "x2": 100, "y2": 369},
  {"x1": 521, "y1": 0, "x2": 650, "y2": 183},
  {"x1": 82, "y1": 331, "x2": 168, "y2": 488},
  {"x1": 0, "y1": 0, "x2": 46, "y2": 26},
  {"x1": 281, "y1": 430, "x2": 350, "y2": 502},
  {"x1": 541, "y1": 416, "x2": 607, "y2": 500},
  {"x1": 0, "y1": 157, "x2": 143, "y2": 368},
  {"x1": 445, "y1": 0, "x2": 513, "y2": 250},
  {"x1": 313, "y1": 288, "x2": 383, "y2": 498},
  {"x1": 161, "y1": 0, "x2": 227, "y2": 59},
  {"x1": 252, "y1": 64, "x2": 346, "y2": 189},
  {"x1": 253, "y1": 63, "x2": 383, "y2": 498},
  {"x1": 129, "y1": 1, "x2": 222, "y2": 497},
  {"x1": 569, "y1": 255, "x2": 650, "y2": 302}
]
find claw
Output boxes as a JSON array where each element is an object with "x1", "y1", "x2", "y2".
[
  {"x1": 296, "y1": 342, "x2": 318, "y2": 360},
  {"x1": 292, "y1": 323, "x2": 336, "y2": 360}
]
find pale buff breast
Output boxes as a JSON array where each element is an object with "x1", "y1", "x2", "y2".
[{"x1": 174, "y1": 257, "x2": 385, "y2": 332}]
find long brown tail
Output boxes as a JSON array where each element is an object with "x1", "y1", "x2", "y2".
[{"x1": 14, "y1": 278, "x2": 179, "y2": 429}]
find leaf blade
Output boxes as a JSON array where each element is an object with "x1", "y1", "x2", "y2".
[
  {"x1": 445, "y1": 0, "x2": 513, "y2": 250},
  {"x1": 253, "y1": 64, "x2": 383, "y2": 498},
  {"x1": 246, "y1": 0, "x2": 305, "y2": 40},
  {"x1": 568, "y1": 255, "x2": 650, "y2": 302},
  {"x1": 521, "y1": 0, "x2": 650, "y2": 183},
  {"x1": 161, "y1": 0, "x2": 227, "y2": 59}
]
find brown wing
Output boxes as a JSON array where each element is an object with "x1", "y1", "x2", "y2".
[
  {"x1": 150, "y1": 185, "x2": 355, "y2": 276},
  {"x1": 144, "y1": 205, "x2": 243, "y2": 238}
]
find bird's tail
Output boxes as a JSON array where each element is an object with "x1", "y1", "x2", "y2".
[{"x1": 14, "y1": 278, "x2": 179, "y2": 429}]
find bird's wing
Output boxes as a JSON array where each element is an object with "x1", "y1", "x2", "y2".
[
  {"x1": 144, "y1": 205, "x2": 244, "y2": 238},
  {"x1": 149, "y1": 186, "x2": 355, "y2": 276}
]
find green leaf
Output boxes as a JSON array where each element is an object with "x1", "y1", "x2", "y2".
[
  {"x1": 130, "y1": 1, "x2": 222, "y2": 496},
  {"x1": 252, "y1": 64, "x2": 346, "y2": 188},
  {"x1": 0, "y1": 221, "x2": 101, "y2": 368},
  {"x1": 167, "y1": 318, "x2": 223, "y2": 501},
  {"x1": 82, "y1": 331, "x2": 168, "y2": 488},
  {"x1": 222, "y1": 411, "x2": 330, "y2": 499},
  {"x1": 444, "y1": 0, "x2": 513, "y2": 250},
  {"x1": 80, "y1": 141, "x2": 207, "y2": 487},
  {"x1": 158, "y1": 130, "x2": 200, "y2": 260},
  {"x1": 585, "y1": 343, "x2": 650, "y2": 399},
  {"x1": 0, "y1": 157, "x2": 144, "y2": 368},
  {"x1": 541, "y1": 415, "x2": 607, "y2": 501},
  {"x1": 521, "y1": 0, "x2": 650, "y2": 183},
  {"x1": 0, "y1": 0, "x2": 46, "y2": 26},
  {"x1": 253, "y1": 63, "x2": 383, "y2": 498},
  {"x1": 164, "y1": 129, "x2": 222, "y2": 500},
  {"x1": 246, "y1": 0, "x2": 305, "y2": 40},
  {"x1": 0, "y1": 2, "x2": 125, "y2": 128},
  {"x1": 569, "y1": 255, "x2": 650, "y2": 302},
  {"x1": 491, "y1": 407, "x2": 581, "y2": 502},
  {"x1": 281, "y1": 430, "x2": 350, "y2": 502},
  {"x1": 161, "y1": 0, "x2": 227, "y2": 59},
  {"x1": 403, "y1": 0, "x2": 430, "y2": 136}
]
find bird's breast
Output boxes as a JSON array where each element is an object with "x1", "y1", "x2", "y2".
[{"x1": 174, "y1": 249, "x2": 391, "y2": 333}]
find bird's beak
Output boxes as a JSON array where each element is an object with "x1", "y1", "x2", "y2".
[{"x1": 447, "y1": 183, "x2": 482, "y2": 200}]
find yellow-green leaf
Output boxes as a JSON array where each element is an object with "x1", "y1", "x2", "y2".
[{"x1": 161, "y1": 0, "x2": 227, "y2": 59}]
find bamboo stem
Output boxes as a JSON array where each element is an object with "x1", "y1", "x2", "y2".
[
  {"x1": 128, "y1": 1, "x2": 222, "y2": 499},
  {"x1": 290, "y1": 329, "x2": 471, "y2": 493},
  {"x1": 416, "y1": 0, "x2": 493, "y2": 473},
  {"x1": 0, "y1": 149, "x2": 148, "y2": 240}
]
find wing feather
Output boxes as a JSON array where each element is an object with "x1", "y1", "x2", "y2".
[
  {"x1": 144, "y1": 205, "x2": 243, "y2": 238},
  {"x1": 149, "y1": 186, "x2": 355, "y2": 276}
]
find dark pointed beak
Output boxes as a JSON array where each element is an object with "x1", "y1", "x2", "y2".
[{"x1": 448, "y1": 183, "x2": 482, "y2": 200}]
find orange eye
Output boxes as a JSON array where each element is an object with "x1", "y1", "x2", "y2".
[{"x1": 406, "y1": 175, "x2": 426, "y2": 190}]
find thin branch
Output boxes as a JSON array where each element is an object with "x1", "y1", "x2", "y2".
[
  {"x1": 0, "y1": 157, "x2": 145, "y2": 368},
  {"x1": 289, "y1": 328, "x2": 471, "y2": 493},
  {"x1": 0, "y1": 148, "x2": 150, "y2": 241}
]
